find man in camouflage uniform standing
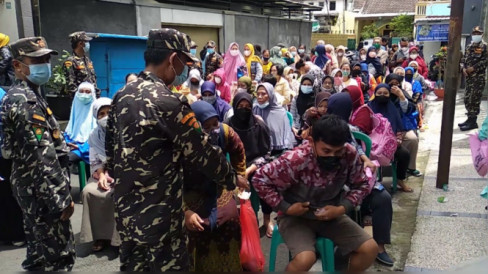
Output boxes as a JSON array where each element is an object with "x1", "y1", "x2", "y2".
[
  {"x1": 0, "y1": 37, "x2": 75, "y2": 270},
  {"x1": 105, "y1": 29, "x2": 241, "y2": 271},
  {"x1": 460, "y1": 26, "x2": 488, "y2": 131},
  {"x1": 63, "y1": 31, "x2": 100, "y2": 98}
]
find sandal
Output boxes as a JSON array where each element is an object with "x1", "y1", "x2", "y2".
[{"x1": 92, "y1": 240, "x2": 106, "y2": 252}]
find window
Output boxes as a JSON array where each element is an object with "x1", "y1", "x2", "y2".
[
  {"x1": 330, "y1": 1, "x2": 336, "y2": 11},
  {"x1": 319, "y1": 1, "x2": 324, "y2": 7}
]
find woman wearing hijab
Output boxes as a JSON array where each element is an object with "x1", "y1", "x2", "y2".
[
  {"x1": 201, "y1": 81, "x2": 232, "y2": 122},
  {"x1": 261, "y1": 49, "x2": 273, "y2": 75},
  {"x1": 290, "y1": 74, "x2": 316, "y2": 132},
  {"x1": 331, "y1": 68, "x2": 343, "y2": 92},
  {"x1": 392, "y1": 67, "x2": 413, "y2": 97},
  {"x1": 405, "y1": 66, "x2": 424, "y2": 129},
  {"x1": 368, "y1": 84, "x2": 413, "y2": 192},
  {"x1": 80, "y1": 97, "x2": 121, "y2": 252},
  {"x1": 344, "y1": 85, "x2": 373, "y2": 135},
  {"x1": 360, "y1": 63, "x2": 377, "y2": 98},
  {"x1": 408, "y1": 61, "x2": 430, "y2": 93},
  {"x1": 223, "y1": 42, "x2": 247, "y2": 86},
  {"x1": 402, "y1": 46, "x2": 428, "y2": 78},
  {"x1": 183, "y1": 101, "x2": 247, "y2": 272},
  {"x1": 253, "y1": 82, "x2": 295, "y2": 154},
  {"x1": 64, "y1": 82, "x2": 97, "y2": 171},
  {"x1": 362, "y1": 47, "x2": 384, "y2": 80},
  {"x1": 237, "y1": 75, "x2": 253, "y2": 97},
  {"x1": 183, "y1": 68, "x2": 204, "y2": 98},
  {"x1": 284, "y1": 66, "x2": 300, "y2": 95},
  {"x1": 226, "y1": 92, "x2": 275, "y2": 237},
  {"x1": 269, "y1": 46, "x2": 287, "y2": 67},
  {"x1": 314, "y1": 44, "x2": 329, "y2": 70},
  {"x1": 272, "y1": 63, "x2": 293, "y2": 106},
  {"x1": 385, "y1": 74, "x2": 422, "y2": 178},
  {"x1": 243, "y1": 43, "x2": 263, "y2": 82},
  {"x1": 212, "y1": 68, "x2": 231, "y2": 103}
]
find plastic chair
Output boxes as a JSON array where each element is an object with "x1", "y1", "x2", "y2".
[
  {"x1": 377, "y1": 160, "x2": 398, "y2": 193},
  {"x1": 78, "y1": 161, "x2": 90, "y2": 192},
  {"x1": 268, "y1": 225, "x2": 335, "y2": 272},
  {"x1": 351, "y1": 131, "x2": 371, "y2": 157}
]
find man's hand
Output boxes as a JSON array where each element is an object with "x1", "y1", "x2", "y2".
[
  {"x1": 98, "y1": 173, "x2": 110, "y2": 191},
  {"x1": 361, "y1": 156, "x2": 377, "y2": 173},
  {"x1": 236, "y1": 175, "x2": 250, "y2": 191},
  {"x1": 185, "y1": 210, "x2": 204, "y2": 232},
  {"x1": 314, "y1": 205, "x2": 346, "y2": 221},
  {"x1": 67, "y1": 143, "x2": 79, "y2": 150},
  {"x1": 466, "y1": 67, "x2": 475, "y2": 74},
  {"x1": 463, "y1": 68, "x2": 468, "y2": 77},
  {"x1": 286, "y1": 202, "x2": 310, "y2": 216},
  {"x1": 60, "y1": 201, "x2": 75, "y2": 221}
]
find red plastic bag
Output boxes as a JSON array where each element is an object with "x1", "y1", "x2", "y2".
[{"x1": 239, "y1": 199, "x2": 265, "y2": 271}]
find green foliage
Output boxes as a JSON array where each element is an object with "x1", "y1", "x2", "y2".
[
  {"x1": 390, "y1": 14, "x2": 414, "y2": 38},
  {"x1": 45, "y1": 50, "x2": 71, "y2": 96},
  {"x1": 360, "y1": 23, "x2": 380, "y2": 39}
]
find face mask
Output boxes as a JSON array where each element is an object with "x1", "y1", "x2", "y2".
[
  {"x1": 263, "y1": 57, "x2": 270, "y2": 61},
  {"x1": 244, "y1": 50, "x2": 251, "y2": 57},
  {"x1": 230, "y1": 50, "x2": 239, "y2": 56},
  {"x1": 398, "y1": 76, "x2": 404, "y2": 83},
  {"x1": 472, "y1": 35, "x2": 483, "y2": 43},
  {"x1": 341, "y1": 70, "x2": 350, "y2": 77},
  {"x1": 205, "y1": 126, "x2": 221, "y2": 146},
  {"x1": 237, "y1": 88, "x2": 248, "y2": 93},
  {"x1": 202, "y1": 95, "x2": 217, "y2": 105},
  {"x1": 380, "y1": 46, "x2": 386, "y2": 51},
  {"x1": 25, "y1": 63, "x2": 52, "y2": 85},
  {"x1": 401, "y1": 46, "x2": 409, "y2": 53},
  {"x1": 405, "y1": 74, "x2": 413, "y2": 82},
  {"x1": 190, "y1": 48, "x2": 197, "y2": 56},
  {"x1": 257, "y1": 101, "x2": 269, "y2": 109},
  {"x1": 337, "y1": 52, "x2": 344, "y2": 57},
  {"x1": 291, "y1": 51, "x2": 297, "y2": 57},
  {"x1": 235, "y1": 108, "x2": 252, "y2": 122},
  {"x1": 301, "y1": 85, "x2": 313, "y2": 94},
  {"x1": 410, "y1": 54, "x2": 418, "y2": 60},
  {"x1": 83, "y1": 42, "x2": 90, "y2": 53},
  {"x1": 317, "y1": 155, "x2": 342, "y2": 172},
  {"x1": 314, "y1": 52, "x2": 318, "y2": 57},
  {"x1": 207, "y1": 48, "x2": 215, "y2": 54},
  {"x1": 76, "y1": 92, "x2": 93, "y2": 105},
  {"x1": 97, "y1": 116, "x2": 108, "y2": 128},
  {"x1": 351, "y1": 70, "x2": 360, "y2": 77},
  {"x1": 375, "y1": 95, "x2": 389, "y2": 104},
  {"x1": 298, "y1": 49, "x2": 305, "y2": 54},
  {"x1": 368, "y1": 52, "x2": 377, "y2": 58},
  {"x1": 360, "y1": 54, "x2": 366, "y2": 60},
  {"x1": 412, "y1": 68, "x2": 418, "y2": 73},
  {"x1": 321, "y1": 87, "x2": 333, "y2": 93},
  {"x1": 172, "y1": 61, "x2": 188, "y2": 87},
  {"x1": 373, "y1": 43, "x2": 380, "y2": 50},
  {"x1": 214, "y1": 77, "x2": 222, "y2": 84}
]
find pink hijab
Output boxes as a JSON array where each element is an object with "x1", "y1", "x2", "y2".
[{"x1": 223, "y1": 42, "x2": 246, "y2": 86}]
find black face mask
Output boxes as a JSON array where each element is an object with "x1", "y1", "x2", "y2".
[
  {"x1": 375, "y1": 95, "x2": 390, "y2": 104},
  {"x1": 317, "y1": 156, "x2": 342, "y2": 172},
  {"x1": 405, "y1": 74, "x2": 413, "y2": 82},
  {"x1": 398, "y1": 76, "x2": 404, "y2": 83},
  {"x1": 234, "y1": 108, "x2": 252, "y2": 122},
  {"x1": 263, "y1": 57, "x2": 270, "y2": 62},
  {"x1": 351, "y1": 70, "x2": 361, "y2": 77}
]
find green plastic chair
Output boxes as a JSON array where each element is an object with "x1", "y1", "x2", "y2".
[
  {"x1": 78, "y1": 161, "x2": 90, "y2": 192},
  {"x1": 351, "y1": 131, "x2": 371, "y2": 157},
  {"x1": 268, "y1": 225, "x2": 335, "y2": 272}
]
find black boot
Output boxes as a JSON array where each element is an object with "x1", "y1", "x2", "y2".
[
  {"x1": 460, "y1": 116, "x2": 478, "y2": 131},
  {"x1": 458, "y1": 117, "x2": 470, "y2": 127}
]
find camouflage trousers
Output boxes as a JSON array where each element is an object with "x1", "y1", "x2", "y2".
[
  {"x1": 464, "y1": 75, "x2": 486, "y2": 117},
  {"x1": 16, "y1": 196, "x2": 75, "y2": 271},
  {"x1": 119, "y1": 232, "x2": 189, "y2": 271}
]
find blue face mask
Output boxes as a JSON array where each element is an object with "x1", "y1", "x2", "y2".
[
  {"x1": 76, "y1": 92, "x2": 93, "y2": 105},
  {"x1": 258, "y1": 101, "x2": 270, "y2": 109},
  {"x1": 190, "y1": 48, "x2": 197, "y2": 56},
  {"x1": 83, "y1": 42, "x2": 90, "y2": 53},
  {"x1": 301, "y1": 85, "x2": 314, "y2": 94},
  {"x1": 25, "y1": 63, "x2": 52, "y2": 85},
  {"x1": 172, "y1": 57, "x2": 189, "y2": 87},
  {"x1": 202, "y1": 95, "x2": 217, "y2": 105},
  {"x1": 207, "y1": 48, "x2": 215, "y2": 54}
]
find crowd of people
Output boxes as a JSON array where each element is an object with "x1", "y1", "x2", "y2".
[{"x1": 0, "y1": 28, "x2": 433, "y2": 272}]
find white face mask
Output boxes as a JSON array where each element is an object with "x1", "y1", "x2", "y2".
[
  {"x1": 337, "y1": 52, "x2": 344, "y2": 57},
  {"x1": 368, "y1": 52, "x2": 377, "y2": 58},
  {"x1": 410, "y1": 54, "x2": 418, "y2": 60},
  {"x1": 298, "y1": 49, "x2": 305, "y2": 54},
  {"x1": 472, "y1": 35, "x2": 483, "y2": 43},
  {"x1": 237, "y1": 88, "x2": 248, "y2": 93},
  {"x1": 97, "y1": 116, "x2": 108, "y2": 128},
  {"x1": 230, "y1": 50, "x2": 239, "y2": 56},
  {"x1": 214, "y1": 77, "x2": 222, "y2": 84},
  {"x1": 360, "y1": 54, "x2": 366, "y2": 60},
  {"x1": 244, "y1": 50, "x2": 251, "y2": 57}
]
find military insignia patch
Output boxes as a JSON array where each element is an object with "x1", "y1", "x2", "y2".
[
  {"x1": 52, "y1": 129, "x2": 61, "y2": 139},
  {"x1": 64, "y1": 61, "x2": 73, "y2": 68},
  {"x1": 32, "y1": 114, "x2": 46, "y2": 122}
]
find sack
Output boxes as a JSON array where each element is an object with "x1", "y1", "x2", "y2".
[
  {"x1": 239, "y1": 199, "x2": 265, "y2": 271},
  {"x1": 351, "y1": 105, "x2": 396, "y2": 166},
  {"x1": 469, "y1": 133, "x2": 488, "y2": 177}
]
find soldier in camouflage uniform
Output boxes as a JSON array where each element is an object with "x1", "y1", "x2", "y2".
[
  {"x1": 460, "y1": 26, "x2": 488, "y2": 131},
  {"x1": 0, "y1": 33, "x2": 15, "y2": 87},
  {"x1": 105, "y1": 28, "x2": 239, "y2": 271},
  {"x1": 0, "y1": 37, "x2": 75, "y2": 271},
  {"x1": 63, "y1": 31, "x2": 100, "y2": 98}
]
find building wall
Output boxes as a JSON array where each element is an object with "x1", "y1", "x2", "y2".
[
  {"x1": 0, "y1": 0, "x2": 19, "y2": 40},
  {"x1": 331, "y1": 10, "x2": 356, "y2": 34},
  {"x1": 39, "y1": 0, "x2": 136, "y2": 56}
]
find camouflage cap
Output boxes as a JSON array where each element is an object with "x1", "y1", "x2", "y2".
[
  {"x1": 190, "y1": 40, "x2": 198, "y2": 48},
  {"x1": 472, "y1": 26, "x2": 484, "y2": 34},
  {"x1": 147, "y1": 28, "x2": 199, "y2": 62},
  {"x1": 9, "y1": 37, "x2": 58, "y2": 59},
  {"x1": 69, "y1": 31, "x2": 93, "y2": 43},
  {"x1": 206, "y1": 40, "x2": 216, "y2": 48}
]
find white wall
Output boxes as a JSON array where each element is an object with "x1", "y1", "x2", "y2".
[
  {"x1": 0, "y1": 0, "x2": 19, "y2": 40},
  {"x1": 421, "y1": 41, "x2": 441, "y2": 65},
  {"x1": 311, "y1": 0, "x2": 346, "y2": 15}
]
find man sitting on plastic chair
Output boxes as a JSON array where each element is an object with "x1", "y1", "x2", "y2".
[{"x1": 253, "y1": 115, "x2": 378, "y2": 271}]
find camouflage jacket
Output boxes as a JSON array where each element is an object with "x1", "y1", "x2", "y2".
[
  {"x1": 0, "y1": 46, "x2": 14, "y2": 87},
  {"x1": 0, "y1": 80, "x2": 72, "y2": 214},
  {"x1": 63, "y1": 53, "x2": 100, "y2": 97},
  {"x1": 463, "y1": 41, "x2": 488, "y2": 76},
  {"x1": 105, "y1": 71, "x2": 236, "y2": 244}
]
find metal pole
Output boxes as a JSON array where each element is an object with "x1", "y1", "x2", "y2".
[{"x1": 436, "y1": 0, "x2": 465, "y2": 189}]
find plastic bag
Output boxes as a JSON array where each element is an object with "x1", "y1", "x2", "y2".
[
  {"x1": 469, "y1": 133, "x2": 488, "y2": 177},
  {"x1": 239, "y1": 199, "x2": 265, "y2": 271}
]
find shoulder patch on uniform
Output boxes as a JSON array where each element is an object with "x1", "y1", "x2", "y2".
[
  {"x1": 32, "y1": 113, "x2": 46, "y2": 122},
  {"x1": 64, "y1": 61, "x2": 73, "y2": 68}
]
